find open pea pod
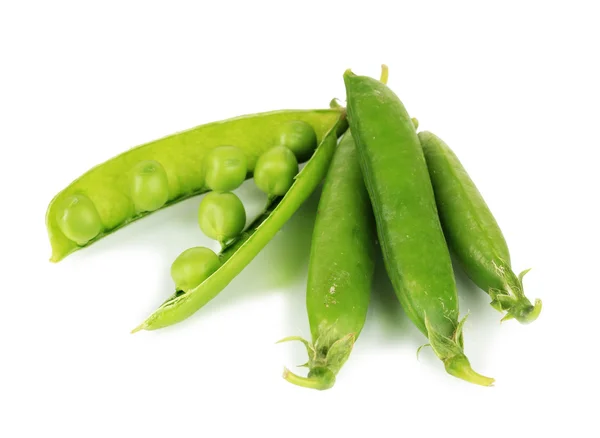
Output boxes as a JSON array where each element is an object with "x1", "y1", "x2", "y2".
[
  {"x1": 46, "y1": 109, "x2": 344, "y2": 262},
  {"x1": 133, "y1": 113, "x2": 348, "y2": 332}
]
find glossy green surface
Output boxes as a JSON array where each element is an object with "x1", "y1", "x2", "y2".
[
  {"x1": 132, "y1": 113, "x2": 348, "y2": 332},
  {"x1": 46, "y1": 109, "x2": 342, "y2": 262},
  {"x1": 171, "y1": 247, "x2": 221, "y2": 292},
  {"x1": 197, "y1": 192, "x2": 246, "y2": 245},
  {"x1": 253, "y1": 146, "x2": 299, "y2": 196},
  {"x1": 282, "y1": 130, "x2": 376, "y2": 390},
  {"x1": 278, "y1": 120, "x2": 318, "y2": 161},
  {"x1": 419, "y1": 131, "x2": 541, "y2": 323},
  {"x1": 344, "y1": 70, "x2": 492, "y2": 386},
  {"x1": 55, "y1": 194, "x2": 103, "y2": 245},
  {"x1": 203, "y1": 146, "x2": 247, "y2": 192},
  {"x1": 130, "y1": 160, "x2": 170, "y2": 212}
]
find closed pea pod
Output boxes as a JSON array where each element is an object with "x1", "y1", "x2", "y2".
[
  {"x1": 253, "y1": 146, "x2": 298, "y2": 197},
  {"x1": 280, "y1": 130, "x2": 376, "y2": 390},
  {"x1": 419, "y1": 131, "x2": 542, "y2": 323},
  {"x1": 130, "y1": 160, "x2": 170, "y2": 212},
  {"x1": 46, "y1": 108, "x2": 343, "y2": 262},
  {"x1": 344, "y1": 67, "x2": 493, "y2": 386},
  {"x1": 198, "y1": 192, "x2": 246, "y2": 246}
]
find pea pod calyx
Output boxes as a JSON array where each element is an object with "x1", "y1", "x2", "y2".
[
  {"x1": 424, "y1": 315, "x2": 495, "y2": 387},
  {"x1": 489, "y1": 268, "x2": 542, "y2": 324},
  {"x1": 278, "y1": 333, "x2": 355, "y2": 391}
]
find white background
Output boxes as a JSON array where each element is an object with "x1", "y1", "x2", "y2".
[{"x1": 2, "y1": 1, "x2": 599, "y2": 437}]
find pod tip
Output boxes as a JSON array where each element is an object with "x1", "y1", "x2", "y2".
[{"x1": 130, "y1": 323, "x2": 146, "y2": 334}]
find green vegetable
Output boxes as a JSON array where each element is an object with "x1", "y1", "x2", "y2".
[
  {"x1": 280, "y1": 130, "x2": 375, "y2": 390},
  {"x1": 344, "y1": 67, "x2": 493, "y2": 386},
  {"x1": 253, "y1": 146, "x2": 299, "y2": 197},
  {"x1": 55, "y1": 194, "x2": 103, "y2": 245},
  {"x1": 171, "y1": 247, "x2": 221, "y2": 292},
  {"x1": 46, "y1": 109, "x2": 343, "y2": 262},
  {"x1": 131, "y1": 112, "x2": 348, "y2": 332},
  {"x1": 419, "y1": 131, "x2": 542, "y2": 323},
  {"x1": 278, "y1": 120, "x2": 318, "y2": 161},
  {"x1": 130, "y1": 160, "x2": 170, "y2": 212},
  {"x1": 203, "y1": 146, "x2": 248, "y2": 192},
  {"x1": 198, "y1": 192, "x2": 246, "y2": 246}
]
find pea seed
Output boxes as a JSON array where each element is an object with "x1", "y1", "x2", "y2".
[
  {"x1": 204, "y1": 146, "x2": 248, "y2": 192},
  {"x1": 171, "y1": 247, "x2": 221, "y2": 291},
  {"x1": 55, "y1": 194, "x2": 103, "y2": 245},
  {"x1": 279, "y1": 120, "x2": 317, "y2": 161},
  {"x1": 198, "y1": 192, "x2": 246, "y2": 245},
  {"x1": 253, "y1": 146, "x2": 298, "y2": 197},
  {"x1": 131, "y1": 160, "x2": 169, "y2": 212}
]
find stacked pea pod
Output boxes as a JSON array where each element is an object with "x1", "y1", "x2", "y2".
[{"x1": 46, "y1": 66, "x2": 540, "y2": 390}]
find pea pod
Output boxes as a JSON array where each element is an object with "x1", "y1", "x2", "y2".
[
  {"x1": 132, "y1": 113, "x2": 348, "y2": 332},
  {"x1": 280, "y1": 130, "x2": 376, "y2": 390},
  {"x1": 419, "y1": 131, "x2": 542, "y2": 323},
  {"x1": 46, "y1": 109, "x2": 343, "y2": 262},
  {"x1": 344, "y1": 67, "x2": 493, "y2": 386}
]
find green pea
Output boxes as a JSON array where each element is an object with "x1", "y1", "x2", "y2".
[
  {"x1": 131, "y1": 160, "x2": 170, "y2": 212},
  {"x1": 198, "y1": 192, "x2": 246, "y2": 244},
  {"x1": 170, "y1": 247, "x2": 221, "y2": 291},
  {"x1": 55, "y1": 194, "x2": 103, "y2": 245},
  {"x1": 203, "y1": 146, "x2": 248, "y2": 192},
  {"x1": 279, "y1": 120, "x2": 318, "y2": 161},
  {"x1": 253, "y1": 146, "x2": 299, "y2": 197}
]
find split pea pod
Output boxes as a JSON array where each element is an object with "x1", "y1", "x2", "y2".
[
  {"x1": 132, "y1": 113, "x2": 348, "y2": 332},
  {"x1": 46, "y1": 109, "x2": 342, "y2": 262},
  {"x1": 419, "y1": 131, "x2": 542, "y2": 323},
  {"x1": 280, "y1": 130, "x2": 376, "y2": 390},
  {"x1": 344, "y1": 67, "x2": 493, "y2": 386}
]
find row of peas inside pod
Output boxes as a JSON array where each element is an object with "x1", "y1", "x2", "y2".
[
  {"x1": 171, "y1": 121, "x2": 314, "y2": 294},
  {"x1": 52, "y1": 119, "x2": 316, "y2": 252}
]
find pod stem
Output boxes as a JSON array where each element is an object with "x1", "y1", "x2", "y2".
[
  {"x1": 380, "y1": 64, "x2": 389, "y2": 84},
  {"x1": 444, "y1": 354, "x2": 495, "y2": 387},
  {"x1": 282, "y1": 368, "x2": 335, "y2": 391},
  {"x1": 424, "y1": 314, "x2": 494, "y2": 387},
  {"x1": 490, "y1": 268, "x2": 542, "y2": 324}
]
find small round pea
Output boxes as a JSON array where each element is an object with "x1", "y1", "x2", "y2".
[
  {"x1": 203, "y1": 146, "x2": 248, "y2": 192},
  {"x1": 279, "y1": 120, "x2": 317, "y2": 161},
  {"x1": 253, "y1": 146, "x2": 299, "y2": 197},
  {"x1": 198, "y1": 192, "x2": 246, "y2": 244},
  {"x1": 55, "y1": 194, "x2": 103, "y2": 245},
  {"x1": 131, "y1": 160, "x2": 169, "y2": 212},
  {"x1": 171, "y1": 246, "x2": 221, "y2": 291}
]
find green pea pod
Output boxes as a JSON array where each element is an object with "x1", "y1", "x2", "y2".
[
  {"x1": 419, "y1": 131, "x2": 542, "y2": 323},
  {"x1": 344, "y1": 67, "x2": 493, "y2": 386},
  {"x1": 46, "y1": 109, "x2": 343, "y2": 262},
  {"x1": 279, "y1": 130, "x2": 376, "y2": 390},
  {"x1": 132, "y1": 113, "x2": 348, "y2": 332}
]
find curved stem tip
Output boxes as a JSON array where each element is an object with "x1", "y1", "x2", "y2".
[
  {"x1": 282, "y1": 368, "x2": 335, "y2": 391},
  {"x1": 444, "y1": 354, "x2": 495, "y2": 387},
  {"x1": 380, "y1": 64, "x2": 389, "y2": 84}
]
